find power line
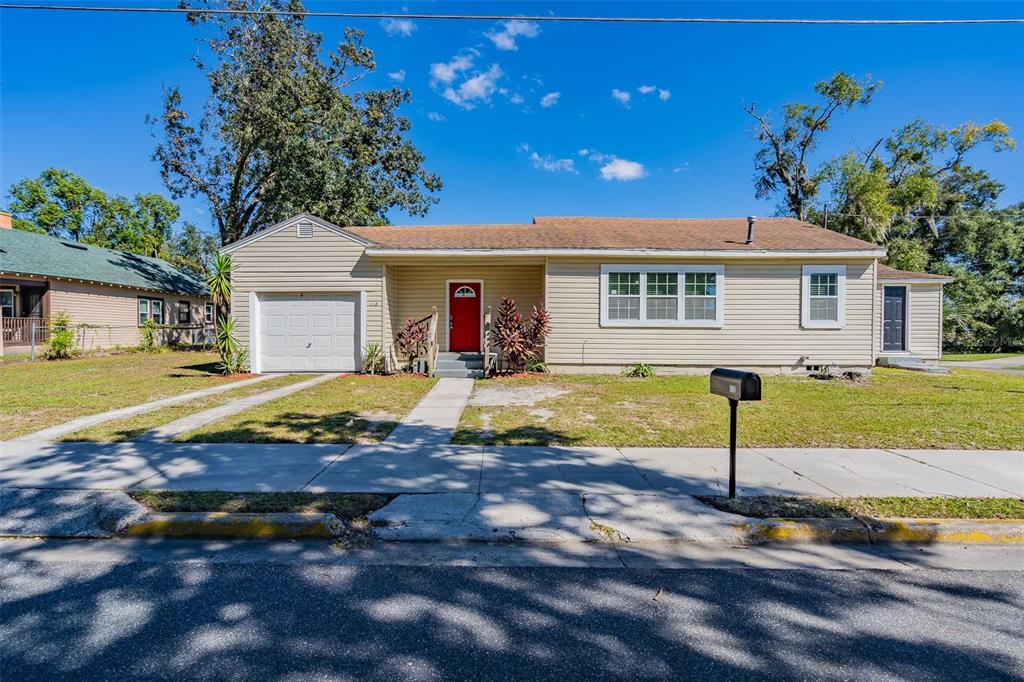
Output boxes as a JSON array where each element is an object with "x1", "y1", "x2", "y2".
[{"x1": 0, "y1": 4, "x2": 1022, "y2": 24}]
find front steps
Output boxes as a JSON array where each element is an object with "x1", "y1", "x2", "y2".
[
  {"x1": 434, "y1": 352, "x2": 485, "y2": 379},
  {"x1": 877, "y1": 355, "x2": 950, "y2": 374}
]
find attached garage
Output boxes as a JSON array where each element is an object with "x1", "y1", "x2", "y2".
[{"x1": 253, "y1": 293, "x2": 365, "y2": 373}]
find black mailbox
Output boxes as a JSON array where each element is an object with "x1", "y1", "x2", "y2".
[{"x1": 710, "y1": 368, "x2": 762, "y2": 401}]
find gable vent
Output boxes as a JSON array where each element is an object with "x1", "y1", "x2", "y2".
[{"x1": 296, "y1": 221, "x2": 314, "y2": 238}]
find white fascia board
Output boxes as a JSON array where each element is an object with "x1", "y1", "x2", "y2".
[
  {"x1": 879, "y1": 278, "x2": 954, "y2": 284},
  {"x1": 364, "y1": 247, "x2": 887, "y2": 259}
]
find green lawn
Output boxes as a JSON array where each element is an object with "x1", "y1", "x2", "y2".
[
  {"x1": 452, "y1": 368, "x2": 1024, "y2": 449},
  {"x1": 60, "y1": 374, "x2": 308, "y2": 442},
  {"x1": 941, "y1": 352, "x2": 1024, "y2": 362},
  {"x1": 0, "y1": 350, "x2": 248, "y2": 440},
  {"x1": 179, "y1": 375, "x2": 437, "y2": 443},
  {"x1": 701, "y1": 496, "x2": 1024, "y2": 519}
]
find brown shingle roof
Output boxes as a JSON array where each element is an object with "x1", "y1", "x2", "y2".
[
  {"x1": 346, "y1": 216, "x2": 883, "y2": 252},
  {"x1": 877, "y1": 264, "x2": 954, "y2": 281}
]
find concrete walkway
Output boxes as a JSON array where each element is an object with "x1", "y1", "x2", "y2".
[
  {"x1": 1, "y1": 441, "x2": 1019, "y2": 497},
  {"x1": 382, "y1": 378, "x2": 475, "y2": 446},
  {"x1": 942, "y1": 355, "x2": 1024, "y2": 376},
  {"x1": 137, "y1": 372, "x2": 338, "y2": 442},
  {"x1": 9, "y1": 374, "x2": 277, "y2": 443}
]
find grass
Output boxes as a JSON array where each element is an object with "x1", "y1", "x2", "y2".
[
  {"x1": 179, "y1": 374, "x2": 437, "y2": 443},
  {"x1": 0, "y1": 350, "x2": 249, "y2": 440},
  {"x1": 700, "y1": 495, "x2": 1024, "y2": 519},
  {"x1": 60, "y1": 374, "x2": 309, "y2": 442},
  {"x1": 941, "y1": 352, "x2": 1023, "y2": 362},
  {"x1": 129, "y1": 490, "x2": 392, "y2": 520},
  {"x1": 453, "y1": 368, "x2": 1024, "y2": 449}
]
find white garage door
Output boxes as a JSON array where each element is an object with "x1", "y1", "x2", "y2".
[{"x1": 259, "y1": 294, "x2": 360, "y2": 372}]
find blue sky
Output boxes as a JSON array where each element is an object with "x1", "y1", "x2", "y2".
[{"x1": 2, "y1": 1, "x2": 1023, "y2": 238}]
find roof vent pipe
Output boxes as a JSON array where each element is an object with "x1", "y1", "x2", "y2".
[{"x1": 746, "y1": 216, "x2": 756, "y2": 244}]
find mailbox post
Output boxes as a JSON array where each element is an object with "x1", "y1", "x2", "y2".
[{"x1": 709, "y1": 368, "x2": 762, "y2": 498}]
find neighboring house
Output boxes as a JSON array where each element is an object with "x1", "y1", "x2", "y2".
[
  {"x1": 0, "y1": 214, "x2": 211, "y2": 353},
  {"x1": 222, "y1": 213, "x2": 952, "y2": 375}
]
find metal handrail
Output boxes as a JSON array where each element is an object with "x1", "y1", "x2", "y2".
[{"x1": 482, "y1": 305, "x2": 493, "y2": 376}]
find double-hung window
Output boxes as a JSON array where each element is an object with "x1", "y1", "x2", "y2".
[
  {"x1": 138, "y1": 297, "x2": 164, "y2": 326},
  {"x1": 204, "y1": 302, "x2": 214, "y2": 325},
  {"x1": 177, "y1": 301, "x2": 191, "y2": 324},
  {"x1": 801, "y1": 265, "x2": 846, "y2": 329},
  {"x1": 0, "y1": 290, "x2": 14, "y2": 319},
  {"x1": 601, "y1": 265, "x2": 724, "y2": 327}
]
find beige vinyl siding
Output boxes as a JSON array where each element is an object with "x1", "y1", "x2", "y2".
[
  {"x1": 229, "y1": 222, "x2": 382, "y2": 349},
  {"x1": 545, "y1": 257, "x2": 876, "y2": 372},
  {"x1": 382, "y1": 264, "x2": 399, "y2": 367},
  {"x1": 49, "y1": 281, "x2": 206, "y2": 349},
  {"x1": 876, "y1": 282, "x2": 943, "y2": 361},
  {"x1": 391, "y1": 262, "x2": 544, "y2": 352}
]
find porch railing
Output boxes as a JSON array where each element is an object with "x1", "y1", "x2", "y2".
[
  {"x1": 2, "y1": 317, "x2": 48, "y2": 345},
  {"x1": 412, "y1": 307, "x2": 440, "y2": 376},
  {"x1": 482, "y1": 305, "x2": 493, "y2": 376}
]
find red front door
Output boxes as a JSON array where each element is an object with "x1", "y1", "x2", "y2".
[{"x1": 448, "y1": 282, "x2": 481, "y2": 352}]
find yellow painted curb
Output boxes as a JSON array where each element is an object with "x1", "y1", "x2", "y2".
[
  {"x1": 738, "y1": 517, "x2": 1024, "y2": 545},
  {"x1": 739, "y1": 519, "x2": 869, "y2": 545},
  {"x1": 862, "y1": 518, "x2": 1024, "y2": 544},
  {"x1": 123, "y1": 513, "x2": 343, "y2": 539}
]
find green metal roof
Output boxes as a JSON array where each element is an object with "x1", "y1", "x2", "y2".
[{"x1": 0, "y1": 228, "x2": 208, "y2": 297}]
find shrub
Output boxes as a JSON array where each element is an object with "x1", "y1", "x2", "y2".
[
  {"x1": 395, "y1": 318, "x2": 428, "y2": 370},
  {"x1": 492, "y1": 297, "x2": 550, "y2": 373},
  {"x1": 45, "y1": 312, "x2": 77, "y2": 360},
  {"x1": 214, "y1": 315, "x2": 248, "y2": 375},
  {"x1": 624, "y1": 362, "x2": 656, "y2": 378},
  {"x1": 525, "y1": 361, "x2": 549, "y2": 373},
  {"x1": 139, "y1": 318, "x2": 159, "y2": 352},
  {"x1": 363, "y1": 342, "x2": 385, "y2": 374},
  {"x1": 217, "y1": 346, "x2": 249, "y2": 375}
]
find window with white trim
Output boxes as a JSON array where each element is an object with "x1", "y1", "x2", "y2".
[
  {"x1": 801, "y1": 265, "x2": 846, "y2": 329},
  {"x1": 204, "y1": 302, "x2": 214, "y2": 325},
  {"x1": 138, "y1": 297, "x2": 164, "y2": 326},
  {"x1": 601, "y1": 265, "x2": 724, "y2": 327},
  {"x1": 0, "y1": 290, "x2": 14, "y2": 319}
]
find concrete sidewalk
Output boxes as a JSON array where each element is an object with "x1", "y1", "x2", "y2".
[
  {"x1": 942, "y1": 355, "x2": 1024, "y2": 376},
  {"x1": 382, "y1": 378, "x2": 474, "y2": 446},
  {"x1": 1, "y1": 440, "x2": 1019, "y2": 497}
]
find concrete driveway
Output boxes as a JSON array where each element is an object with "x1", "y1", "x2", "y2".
[
  {"x1": 942, "y1": 355, "x2": 1024, "y2": 376},
  {"x1": 1, "y1": 439, "x2": 1020, "y2": 497}
]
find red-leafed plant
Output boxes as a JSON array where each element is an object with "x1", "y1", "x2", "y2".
[
  {"x1": 395, "y1": 318, "x2": 428, "y2": 371},
  {"x1": 491, "y1": 296, "x2": 550, "y2": 373}
]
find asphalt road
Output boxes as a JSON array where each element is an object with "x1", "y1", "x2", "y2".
[{"x1": 2, "y1": 541, "x2": 1022, "y2": 681}]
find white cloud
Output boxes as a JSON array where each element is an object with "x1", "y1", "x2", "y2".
[
  {"x1": 429, "y1": 50, "x2": 477, "y2": 85},
  {"x1": 599, "y1": 158, "x2": 647, "y2": 181},
  {"x1": 530, "y1": 152, "x2": 577, "y2": 174},
  {"x1": 658, "y1": 89, "x2": 671, "y2": 101},
  {"x1": 509, "y1": 93, "x2": 525, "y2": 105},
  {"x1": 486, "y1": 19, "x2": 540, "y2": 50},
  {"x1": 387, "y1": 69, "x2": 406, "y2": 83},
  {"x1": 672, "y1": 162, "x2": 690, "y2": 173},
  {"x1": 611, "y1": 89, "x2": 631, "y2": 107},
  {"x1": 637, "y1": 85, "x2": 656, "y2": 94},
  {"x1": 381, "y1": 18, "x2": 417, "y2": 37},
  {"x1": 539, "y1": 92, "x2": 561, "y2": 108},
  {"x1": 578, "y1": 148, "x2": 589, "y2": 156},
  {"x1": 442, "y1": 64, "x2": 504, "y2": 109},
  {"x1": 427, "y1": 111, "x2": 445, "y2": 122}
]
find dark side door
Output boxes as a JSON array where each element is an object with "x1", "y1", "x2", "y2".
[{"x1": 882, "y1": 286, "x2": 907, "y2": 352}]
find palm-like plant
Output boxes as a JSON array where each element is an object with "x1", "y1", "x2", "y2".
[{"x1": 207, "y1": 253, "x2": 233, "y2": 321}]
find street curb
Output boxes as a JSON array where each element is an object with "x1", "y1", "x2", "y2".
[
  {"x1": 122, "y1": 512, "x2": 344, "y2": 539},
  {"x1": 739, "y1": 517, "x2": 1024, "y2": 545},
  {"x1": 118, "y1": 512, "x2": 1024, "y2": 545}
]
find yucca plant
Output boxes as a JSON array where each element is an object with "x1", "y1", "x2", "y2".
[
  {"x1": 363, "y1": 342, "x2": 385, "y2": 374},
  {"x1": 207, "y1": 253, "x2": 233, "y2": 320}
]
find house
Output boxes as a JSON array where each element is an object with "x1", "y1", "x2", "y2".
[
  {"x1": 0, "y1": 213, "x2": 211, "y2": 354},
  {"x1": 221, "y1": 213, "x2": 952, "y2": 376}
]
